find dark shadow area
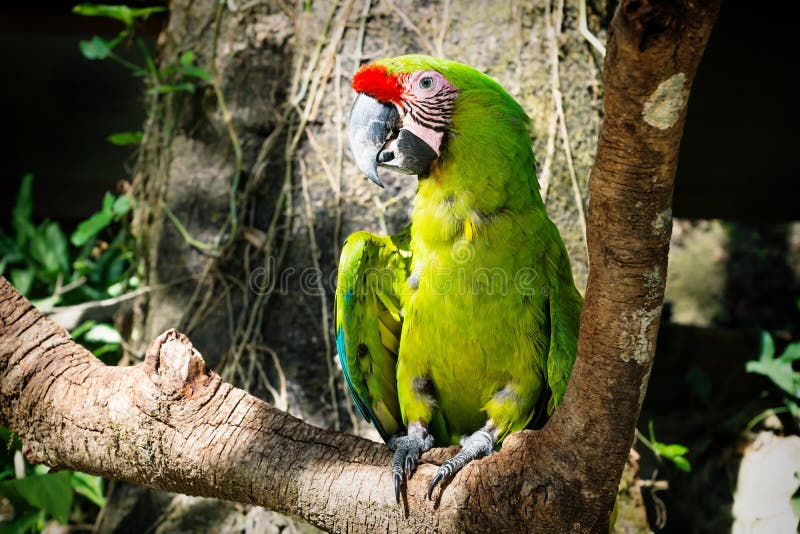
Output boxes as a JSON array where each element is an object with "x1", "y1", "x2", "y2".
[
  {"x1": 638, "y1": 2, "x2": 800, "y2": 530},
  {"x1": 722, "y1": 223, "x2": 800, "y2": 338},
  {"x1": 0, "y1": 4, "x2": 163, "y2": 227},
  {"x1": 673, "y1": 2, "x2": 800, "y2": 221}
]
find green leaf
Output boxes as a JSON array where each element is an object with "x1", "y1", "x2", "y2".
[
  {"x1": 31, "y1": 465, "x2": 50, "y2": 476},
  {"x1": 645, "y1": 420, "x2": 692, "y2": 472},
  {"x1": 759, "y1": 329, "x2": 776, "y2": 361},
  {"x1": 654, "y1": 443, "x2": 689, "y2": 458},
  {"x1": 129, "y1": 274, "x2": 140, "y2": 289},
  {"x1": 0, "y1": 471, "x2": 73, "y2": 523},
  {"x1": 112, "y1": 195, "x2": 131, "y2": 216},
  {"x1": 787, "y1": 399, "x2": 800, "y2": 420},
  {"x1": 70, "y1": 472, "x2": 106, "y2": 507},
  {"x1": 106, "y1": 131, "x2": 143, "y2": 146},
  {"x1": 91, "y1": 343, "x2": 122, "y2": 360},
  {"x1": 70, "y1": 210, "x2": 114, "y2": 247},
  {"x1": 72, "y1": 257, "x2": 93, "y2": 276},
  {"x1": 105, "y1": 280, "x2": 126, "y2": 298},
  {"x1": 79, "y1": 36, "x2": 112, "y2": 60},
  {"x1": 12, "y1": 174, "x2": 35, "y2": 248},
  {"x1": 0, "y1": 427, "x2": 9, "y2": 442},
  {"x1": 0, "y1": 229, "x2": 18, "y2": 254},
  {"x1": 102, "y1": 190, "x2": 116, "y2": 212},
  {"x1": 70, "y1": 320, "x2": 97, "y2": 340},
  {"x1": 176, "y1": 49, "x2": 211, "y2": 81},
  {"x1": 73, "y1": 3, "x2": 132, "y2": 24},
  {"x1": 27, "y1": 221, "x2": 69, "y2": 277},
  {"x1": 0, "y1": 510, "x2": 45, "y2": 534},
  {"x1": 105, "y1": 256, "x2": 128, "y2": 286},
  {"x1": 10, "y1": 268, "x2": 34, "y2": 296},
  {"x1": 178, "y1": 64, "x2": 212, "y2": 81},
  {"x1": 670, "y1": 456, "x2": 692, "y2": 472},
  {"x1": 70, "y1": 192, "x2": 131, "y2": 248},
  {"x1": 0, "y1": 248, "x2": 23, "y2": 277},
  {"x1": 83, "y1": 323, "x2": 121, "y2": 344},
  {"x1": 125, "y1": 6, "x2": 168, "y2": 20},
  {"x1": 39, "y1": 222, "x2": 70, "y2": 274},
  {"x1": 72, "y1": 4, "x2": 167, "y2": 27},
  {"x1": 147, "y1": 82, "x2": 196, "y2": 95},
  {"x1": 746, "y1": 332, "x2": 800, "y2": 398},
  {"x1": 12, "y1": 174, "x2": 33, "y2": 229},
  {"x1": 779, "y1": 342, "x2": 800, "y2": 364}
]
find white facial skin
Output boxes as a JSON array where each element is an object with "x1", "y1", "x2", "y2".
[{"x1": 394, "y1": 70, "x2": 457, "y2": 156}]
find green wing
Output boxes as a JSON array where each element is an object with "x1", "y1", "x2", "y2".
[
  {"x1": 335, "y1": 227, "x2": 412, "y2": 441},
  {"x1": 544, "y1": 229, "x2": 584, "y2": 414}
]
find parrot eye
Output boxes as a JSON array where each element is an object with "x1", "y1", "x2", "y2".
[{"x1": 419, "y1": 76, "x2": 434, "y2": 90}]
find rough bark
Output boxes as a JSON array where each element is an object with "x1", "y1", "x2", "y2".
[
  {"x1": 1, "y1": 0, "x2": 719, "y2": 531},
  {"x1": 540, "y1": 0, "x2": 721, "y2": 526}
]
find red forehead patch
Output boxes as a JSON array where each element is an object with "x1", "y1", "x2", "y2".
[{"x1": 352, "y1": 64, "x2": 404, "y2": 103}]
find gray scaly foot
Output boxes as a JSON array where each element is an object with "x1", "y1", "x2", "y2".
[
  {"x1": 388, "y1": 423, "x2": 434, "y2": 503},
  {"x1": 427, "y1": 429, "x2": 494, "y2": 499}
]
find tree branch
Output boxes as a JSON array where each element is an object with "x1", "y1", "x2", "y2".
[
  {"x1": 0, "y1": 279, "x2": 450, "y2": 531},
  {"x1": 537, "y1": 0, "x2": 722, "y2": 528},
  {"x1": 0, "y1": 1, "x2": 719, "y2": 531}
]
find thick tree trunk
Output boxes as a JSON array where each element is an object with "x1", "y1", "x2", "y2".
[
  {"x1": 534, "y1": 0, "x2": 721, "y2": 526},
  {"x1": 0, "y1": 0, "x2": 719, "y2": 531}
]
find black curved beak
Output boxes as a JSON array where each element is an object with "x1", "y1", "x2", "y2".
[{"x1": 348, "y1": 94, "x2": 438, "y2": 188}]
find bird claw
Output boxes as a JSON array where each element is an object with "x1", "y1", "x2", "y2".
[
  {"x1": 388, "y1": 429, "x2": 433, "y2": 503},
  {"x1": 393, "y1": 470, "x2": 403, "y2": 503},
  {"x1": 427, "y1": 429, "x2": 494, "y2": 500}
]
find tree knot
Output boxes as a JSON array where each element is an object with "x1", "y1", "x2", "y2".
[
  {"x1": 145, "y1": 329, "x2": 214, "y2": 399},
  {"x1": 621, "y1": 0, "x2": 684, "y2": 51}
]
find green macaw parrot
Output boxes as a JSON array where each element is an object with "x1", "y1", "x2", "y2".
[{"x1": 336, "y1": 55, "x2": 583, "y2": 501}]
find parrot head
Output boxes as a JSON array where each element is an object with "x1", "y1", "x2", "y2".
[{"x1": 348, "y1": 55, "x2": 529, "y2": 188}]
